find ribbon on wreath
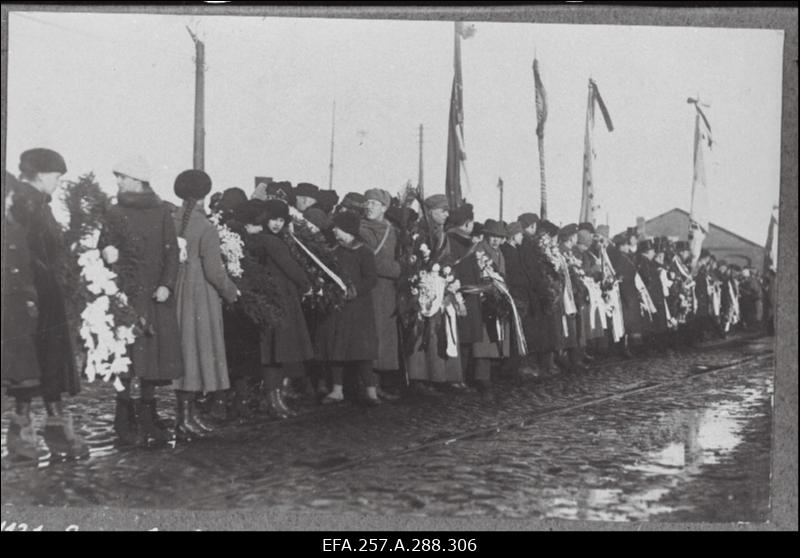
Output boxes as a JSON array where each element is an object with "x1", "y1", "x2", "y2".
[{"x1": 289, "y1": 232, "x2": 348, "y2": 293}]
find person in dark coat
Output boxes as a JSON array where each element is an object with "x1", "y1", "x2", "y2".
[
  {"x1": 520, "y1": 220, "x2": 565, "y2": 375},
  {"x1": 557, "y1": 224, "x2": 586, "y2": 374},
  {"x1": 250, "y1": 199, "x2": 314, "y2": 419},
  {"x1": 360, "y1": 189, "x2": 402, "y2": 399},
  {"x1": 2, "y1": 151, "x2": 89, "y2": 460},
  {"x1": 636, "y1": 238, "x2": 668, "y2": 352},
  {"x1": 444, "y1": 203, "x2": 482, "y2": 389},
  {"x1": 499, "y1": 221, "x2": 537, "y2": 376},
  {"x1": 317, "y1": 211, "x2": 381, "y2": 405},
  {"x1": 217, "y1": 188, "x2": 261, "y2": 420},
  {"x1": 738, "y1": 267, "x2": 762, "y2": 331},
  {"x1": 692, "y1": 249, "x2": 715, "y2": 341},
  {"x1": 609, "y1": 228, "x2": 643, "y2": 357},
  {"x1": 99, "y1": 156, "x2": 184, "y2": 447}
]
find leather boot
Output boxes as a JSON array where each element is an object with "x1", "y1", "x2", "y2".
[
  {"x1": 135, "y1": 399, "x2": 169, "y2": 446},
  {"x1": 265, "y1": 389, "x2": 290, "y2": 420},
  {"x1": 174, "y1": 392, "x2": 205, "y2": 442},
  {"x1": 114, "y1": 396, "x2": 143, "y2": 447},
  {"x1": 6, "y1": 411, "x2": 44, "y2": 462},
  {"x1": 42, "y1": 403, "x2": 90, "y2": 459},
  {"x1": 185, "y1": 395, "x2": 214, "y2": 434},
  {"x1": 275, "y1": 388, "x2": 298, "y2": 417}
]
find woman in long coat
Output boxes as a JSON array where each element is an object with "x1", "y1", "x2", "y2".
[
  {"x1": 3, "y1": 151, "x2": 88, "y2": 459},
  {"x1": 251, "y1": 199, "x2": 314, "y2": 418},
  {"x1": 101, "y1": 156, "x2": 184, "y2": 446},
  {"x1": 404, "y1": 195, "x2": 464, "y2": 389},
  {"x1": 610, "y1": 230, "x2": 642, "y2": 356},
  {"x1": 317, "y1": 211, "x2": 381, "y2": 405},
  {"x1": 171, "y1": 170, "x2": 239, "y2": 441}
]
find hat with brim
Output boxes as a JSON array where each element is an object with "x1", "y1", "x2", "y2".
[
  {"x1": 448, "y1": 203, "x2": 474, "y2": 228},
  {"x1": 558, "y1": 223, "x2": 579, "y2": 240},
  {"x1": 540, "y1": 220, "x2": 560, "y2": 237},
  {"x1": 578, "y1": 222, "x2": 596, "y2": 234},
  {"x1": 112, "y1": 155, "x2": 150, "y2": 183},
  {"x1": 577, "y1": 229, "x2": 593, "y2": 247},
  {"x1": 471, "y1": 222, "x2": 485, "y2": 238},
  {"x1": 20, "y1": 148, "x2": 67, "y2": 175},
  {"x1": 518, "y1": 213, "x2": 540, "y2": 229},
  {"x1": 218, "y1": 187, "x2": 248, "y2": 215},
  {"x1": 236, "y1": 199, "x2": 267, "y2": 226},
  {"x1": 424, "y1": 194, "x2": 449, "y2": 211},
  {"x1": 341, "y1": 192, "x2": 366, "y2": 209},
  {"x1": 483, "y1": 219, "x2": 508, "y2": 238},
  {"x1": 506, "y1": 222, "x2": 523, "y2": 237},
  {"x1": 266, "y1": 181, "x2": 294, "y2": 205},
  {"x1": 675, "y1": 240, "x2": 690, "y2": 252},
  {"x1": 639, "y1": 238, "x2": 655, "y2": 252}
]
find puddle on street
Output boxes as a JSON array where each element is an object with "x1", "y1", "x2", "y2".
[{"x1": 1, "y1": 351, "x2": 774, "y2": 522}]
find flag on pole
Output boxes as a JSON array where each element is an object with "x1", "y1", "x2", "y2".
[
  {"x1": 688, "y1": 98, "x2": 713, "y2": 272},
  {"x1": 532, "y1": 57, "x2": 548, "y2": 219},
  {"x1": 445, "y1": 22, "x2": 475, "y2": 209},
  {"x1": 764, "y1": 204, "x2": 779, "y2": 273},
  {"x1": 580, "y1": 79, "x2": 614, "y2": 226}
]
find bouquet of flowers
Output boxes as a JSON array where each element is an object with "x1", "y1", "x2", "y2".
[
  {"x1": 209, "y1": 211, "x2": 244, "y2": 278},
  {"x1": 409, "y1": 263, "x2": 465, "y2": 318},
  {"x1": 61, "y1": 173, "x2": 139, "y2": 390},
  {"x1": 232, "y1": 230, "x2": 285, "y2": 328},
  {"x1": 563, "y1": 249, "x2": 590, "y2": 309}
]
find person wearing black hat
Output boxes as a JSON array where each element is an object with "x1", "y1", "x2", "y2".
[
  {"x1": 338, "y1": 192, "x2": 367, "y2": 218},
  {"x1": 557, "y1": 224, "x2": 588, "y2": 374},
  {"x1": 691, "y1": 248, "x2": 717, "y2": 342},
  {"x1": 636, "y1": 238, "x2": 670, "y2": 355},
  {"x1": 312, "y1": 189, "x2": 340, "y2": 215},
  {"x1": 294, "y1": 182, "x2": 320, "y2": 212},
  {"x1": 315, "y1": 211, "x2": 381, "y2": 405},
  {"x1": 170, "y1": 170, "x2": 240, "y2": 442},
  {"x1": 608, "y1": 227, "x2": 642, "y2": 358},
  {"x1": 99, "y1": 159, "x2": 184, "y2": 447},
  {"x1": 249, "y1": 198, "x2": 314, "y2": 419},
  {"x1": 2, "y1": 150, "x2": 90, "y2": 459}
]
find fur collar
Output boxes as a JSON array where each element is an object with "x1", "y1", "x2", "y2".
[{"x1": 117, "y1": 190, "x2": 163, "y2": 209}]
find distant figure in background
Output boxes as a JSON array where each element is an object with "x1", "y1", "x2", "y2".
[
  {"x1": 739, "y1": 266, "x2": 763, "y2": 331},
  {"x1": 2, "y1": 149, "x2": 89, "y2": 461},
  {"x1": 293, "y1": 182, "x2": 320, "y2": 213},
  {"x1": 171, "y1": 170, "x2": 240, "y2": 442}
]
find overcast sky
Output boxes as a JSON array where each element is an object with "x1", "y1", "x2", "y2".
[{"x1": 5, "y1": 11, "x2": 784, "y2": 244}]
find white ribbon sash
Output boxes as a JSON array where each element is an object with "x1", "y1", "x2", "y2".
[{"x1": 289, "y1": 232, "x2": 348, "y2": 293}]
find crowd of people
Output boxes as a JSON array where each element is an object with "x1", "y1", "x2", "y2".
[{"x1": 1, "y1": 148, "x2": 777, "y2": 460}]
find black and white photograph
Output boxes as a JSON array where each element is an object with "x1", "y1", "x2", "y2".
[{"x1": 1, "y1": 5, "x2": 796, "y2": 532}]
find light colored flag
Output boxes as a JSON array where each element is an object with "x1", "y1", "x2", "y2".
[
  {"x1": 688, "y1": 98, "x2": 713, "y2": 272},
  {"x1": 764, "y1": 204, "x2": 779, "y2": 273},
  {"x1": 580, "y1": 79, "x2": 614, "y2": 226}
]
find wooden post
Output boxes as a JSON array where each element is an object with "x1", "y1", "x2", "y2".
[
  {"x1": 328, "y1": 100, "x2": 335, "y2": 190},
  {"x1": 498, "y1": 177, "x2": 504, "y2": 221},
  {"x1": 418, "y1": 124, "x2": 424, "y2": 199},
  {"x1": 187, "y1": 27, "x2": 205, "y2": 170}
]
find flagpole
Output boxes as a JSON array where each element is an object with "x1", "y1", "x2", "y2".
[
  {"x1": 532, "y1": 57, "x2": 548, "y2": 221},
  {"x1": 537, "y1": 136, "x2": 547, "y2": 220},
  {"x1": 580, "y1": 80, "x2": 594, "y2": 224},
  {"x1": 328, "y1": 99, "x2": 336, "y2": 190}
]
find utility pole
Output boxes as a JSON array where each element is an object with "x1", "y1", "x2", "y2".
[
  {"x1": 328, "y1": 100, "x2": 336, "y2": 190},
  {"x1": 497, "y1": 177, "x2": 504, "y2": 221},
  {"x1": 417, "y1": 124, "x2": 424, "y2": 199},
  {"x1": 187, "y1": 26, "x2": 205, "y2": 170}
]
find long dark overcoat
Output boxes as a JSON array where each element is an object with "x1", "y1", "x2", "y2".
[
  {"x1": 101, "y1": 191, "x2": 184, "y2": 382},
  {"x1": 360, "y1": 218, "x2": 400, "y2": 370},
  {"x1": 2, "y1": 176, "x2": 43, "y2": 389},
  {"x1": 252, "y1": 231, "x2": 314, "y2": 365},
  {"x1": 610, "y1": 249, "x2": 643, "y2": 336},
  {"x1": 637, "y1": 256, "x2": 668, "y2": 334},
  {"x1": 314, "y1": 242, "x2": 378, "y2": 362},
  {"x1": 519, "y1": 235, "x2": 564, "y2": 353},
  {"x1": 447, "y1": 229, "x2": 483, "y2": 345},
  {"x1": 7, "y1": 179, "x2": 80, "y2": 396}
]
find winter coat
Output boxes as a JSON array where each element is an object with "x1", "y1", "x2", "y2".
[
  {"x1": 447, "y1": 229, "x2": 483, "y2": 345},
  {"x1": 172, "y1": 205, "x2": 239, "y2": 393},
  {"x1": 360, "y1": 218, "x2": 400, "y2": 370},
  {"x1": 7, "y1": 179, "x2": 80, "y2": 396},
  {"x1": 314, "y1": 241, "x2": 378, "y2": 362},
  {"x1": 472, "y1": 241, "x2": 511, "y2": 359},
  {"x1": 637, "y1": 256, "x2": 668, "y2": 334},
  {"x1": 100, "y1": 190, "x2": 184, "y2": 382},
  {"x1": 501, "y1": 243, "x2": 529, "y2": 314},
  {"x1": 519, "y1": 235, "x2": 564, "y2": 353},
  {"x1": 252, "y1": 231, "x2": 314, "y2": 365},
  {"x1": 610, "y1": 249, "x2": 643, "y2": 336},
  {"x1": 578, "y1": 248, "x2": 607, "y2": 340},
  {"x1": 2, "y1": 176, "x2": 42, "y2": 389}
]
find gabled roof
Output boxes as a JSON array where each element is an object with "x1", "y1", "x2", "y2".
[{"x1": 643, "y1": 207, "x2": 764, "y2": 249}]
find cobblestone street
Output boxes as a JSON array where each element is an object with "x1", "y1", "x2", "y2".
[{"x1": 1, "y1": 334, "x2": 774, "y2": 523}]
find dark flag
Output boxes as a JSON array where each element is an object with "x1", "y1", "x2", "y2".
[{"x1": 445, "y1": 22, "x2": 475, "y2": 209}]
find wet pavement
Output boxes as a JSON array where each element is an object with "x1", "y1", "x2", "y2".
[{"x1": 1, "y1": 334, "x2": 774, "y2": 523}]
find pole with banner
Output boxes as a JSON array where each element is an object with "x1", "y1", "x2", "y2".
[{"x1": 687, "y1": 96, "x2": 713, "y2": 273}]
